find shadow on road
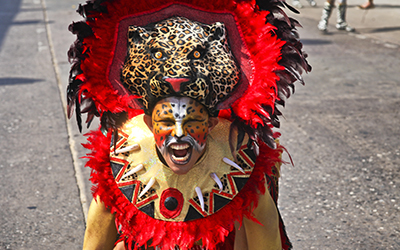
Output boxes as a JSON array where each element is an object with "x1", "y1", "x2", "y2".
[
  {"x1": 0, "y1": 77, "x2": 43, "y2": 85},
  {"x1": 348, "y1": 4, "x2": 400, "y2": 9},
  {"x1": 11, "y1": 20, "x2": 50, "y2": 25},
  {"x1": 0, "y1": 0, "x2": 23, "y2": 50},
  {"x1": 357, "y1": 26, "x2": 400, "y2": 34},
  {"x1": 301, "y1": 39, "x2": 333, "y2": 45}
]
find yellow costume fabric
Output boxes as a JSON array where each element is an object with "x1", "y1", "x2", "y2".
[{"x1": 106, "y1": 114, "x2": 282, "y2": 249}]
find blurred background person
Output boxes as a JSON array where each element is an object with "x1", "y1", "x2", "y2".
[
  {"x1": 292, "y1": 0, "x2": 317, "y2": 8},
  {"x1": 359, "y1": 0, "x2": 374, "y2": 9},
  {"x1": 318, "y1": 0, "x2": 355, "y2": 32}
]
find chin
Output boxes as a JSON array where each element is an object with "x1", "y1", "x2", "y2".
[
  {"x1": 165, "y1": 154, "x2": 196, "y2": 174},
  {"x1": 167, "y1": 164, "x2": 193, "y2": 175}
]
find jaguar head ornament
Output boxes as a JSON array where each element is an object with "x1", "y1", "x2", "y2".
[{"x1": 122, "y1": 16, "x2": 240, "y2": 116}]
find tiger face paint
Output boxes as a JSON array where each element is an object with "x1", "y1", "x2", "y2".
[{"x1": 146, "y1": 97, "x2": 218, "y2": 175}]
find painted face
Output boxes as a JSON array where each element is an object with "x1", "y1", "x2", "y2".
[{"x1": 150, "y1": 97, "x2": 211, "y2": 174}]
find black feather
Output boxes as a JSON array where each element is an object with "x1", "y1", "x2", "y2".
[
  {"x1": 100, "y1": 124, "x2": 108, "y2": 137},
  {"x1": 75, "y1": 96, "x2": 82, "y2": 133},
  {"x1": 100, "y1": 111, "x2": 129, "y2": 137},
  {"x1": 66, "y1": 4, "x2": 99, "y2": 132},
  {"x1": 256, "y1": 126, "x2": 276, "y2": 149},
  {"x1": 68, "y1": 21, "x2": 93, "y2": 40},
  {"x1": 113, "y1": 129, "x2": 118, "y2": 154},
  {"x1": 281, "y1": 1, "x2": 300, "y2": 14},
  {"x1": 236, "y1": 129, "x2": 245, "y2": 152}
]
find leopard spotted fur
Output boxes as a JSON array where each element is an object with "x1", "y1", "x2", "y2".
[{"x1": 121, "y1": 17, "x2": 240, "y2": 114}]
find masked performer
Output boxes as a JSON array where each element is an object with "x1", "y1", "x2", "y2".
[{"x1": 67, "y1": 0, "x2": 311, "y2": 249}]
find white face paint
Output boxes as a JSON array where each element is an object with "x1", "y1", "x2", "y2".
[{"x1": 150, "y1": 97, "x2": 211, "y2": 175}]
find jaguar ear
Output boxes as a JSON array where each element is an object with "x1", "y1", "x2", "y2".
[
  {"x1": 208, "y1": 22, "x2": 227, "y2": 41},
  {"x1": 127, "y1": 26, "x2": 149, "y2": 44}
]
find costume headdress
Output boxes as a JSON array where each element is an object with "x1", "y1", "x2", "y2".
[
  {"x1": 67, "y1": 0, "x2": 311, "y2": 249},
  {"x1": 68, "y1": 0, "x2": 310, "y2": 148}
]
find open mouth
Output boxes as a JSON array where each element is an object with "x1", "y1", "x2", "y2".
[{"x1": 169, "y1": 143, "x2": 192, "y2": 164}]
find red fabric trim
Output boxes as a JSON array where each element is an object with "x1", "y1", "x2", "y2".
[
  {"x1": 110, "y1": 157, "x2": 129, "y2": 181},
  {"x1": 188, "y1": 199, "x2": 209, "y2": 217},
  {"x1": 238, "y1": 148, "x2": 255, "y2": 166},
  {"x1": 85, "y1": 128, "x2": 284, "y2": 250},
  {"x1": 136, "y1": 194, "x2": 159, "y2": 208}
]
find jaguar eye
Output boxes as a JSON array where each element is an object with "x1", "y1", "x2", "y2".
[
  {"x1": 154, "y1": 51, "x2": 163, "y2": 59},
  {"x1": 193, "y1": 51, "x2": 201, "y2": 59},
  {"x1": 188, "y1": 46, "x2": 207, "y2": 60},
  {"x1": 151, "y1": 49, "x2": 167, "y2": 60}
]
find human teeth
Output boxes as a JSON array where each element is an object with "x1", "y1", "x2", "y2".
[
  {"x1": 171, "y1": 144, "x2": 189, "y2": 150},
  {"x1": 172, "y1": 154, "x2": 189, "y2": 162}
]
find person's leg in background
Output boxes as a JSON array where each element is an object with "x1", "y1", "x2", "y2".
[
  {"x1": 318, "y1": 0, "x2": 335, "y2": 32},
  {"x1": 336, "y1": 0, "x2": 355, "y2": 32}
]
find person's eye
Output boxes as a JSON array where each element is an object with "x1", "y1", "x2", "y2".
[
  {"x1": 184, "y1": 119, "x2": 205, "y2": 125},
  {"x1": 159, "y1": 120, "x2": 174, "y2": 126}
]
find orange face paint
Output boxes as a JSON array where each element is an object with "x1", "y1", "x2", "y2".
[{"x1": 150, "y1": 97, "x2": 211, "y2": 174}]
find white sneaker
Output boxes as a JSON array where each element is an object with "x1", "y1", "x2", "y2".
[
  {"x1": 336, "y1": 22, "x2": 355, "y2": 32},
  {"x1": 318, "y1": 20, "x2": 328, "y2": 32}
]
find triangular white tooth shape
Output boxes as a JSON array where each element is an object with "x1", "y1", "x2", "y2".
[
  {"x1": 210, "y1": 172, "x2": 223, "y2": 193},
  {"x1": 138, "y1": 177, "x2": 155, "y2": 198},
  {"x1": 223, "y1": 157, "x2": 245, "y2": 174},
  {"x1": 121, "y1": 164, "x2": 144, "y2": 180},
  {"x1": 114, "y1": 144, "x2": 140, "y2": 154},
  {"x1": 195, "y1": 187, "x2": 205, "y2": 212}
]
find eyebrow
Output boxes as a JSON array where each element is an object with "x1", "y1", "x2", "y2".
[
  {"x1": 154, "y1": 112, "x2": 174, "y2": 119},
  {"x1": 185, "y1": 114, "x2": 206, "y2": 120},
  {"x1": 153, "y1": 117, "x2": 175, "y2": 124}
]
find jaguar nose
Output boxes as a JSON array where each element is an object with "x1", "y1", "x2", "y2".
[{"x1": 163, "y1": 77, "x2": 190, "y2": 93}]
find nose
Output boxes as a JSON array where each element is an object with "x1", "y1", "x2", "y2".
[
  {"x1": 171, "y1": 121, "x2": 185, "y2": 138},
  {"x1": 163, "y1": 77, "x2": 190, "y2": 93}
]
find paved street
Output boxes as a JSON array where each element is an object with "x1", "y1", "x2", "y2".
[
  {"x1": 0, "y1": 0, "x2": 399, "y2": 249},
  {"x1": 278, "y1": 6, "x2": 400, "y2": 249},
  {"x1": 0, "y1": 0, "x2": 85, "y2": 249}
]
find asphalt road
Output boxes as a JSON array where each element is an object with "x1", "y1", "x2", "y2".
[
  {"x1": 0, "y1": 0, "x2": 85, "y2": 249},
  {"x1": 0, "y1": 0, "x2": 399, "y2": 249},
  {"x1": 278, "y1": 15, "x2": 400, "y2": 250}
]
